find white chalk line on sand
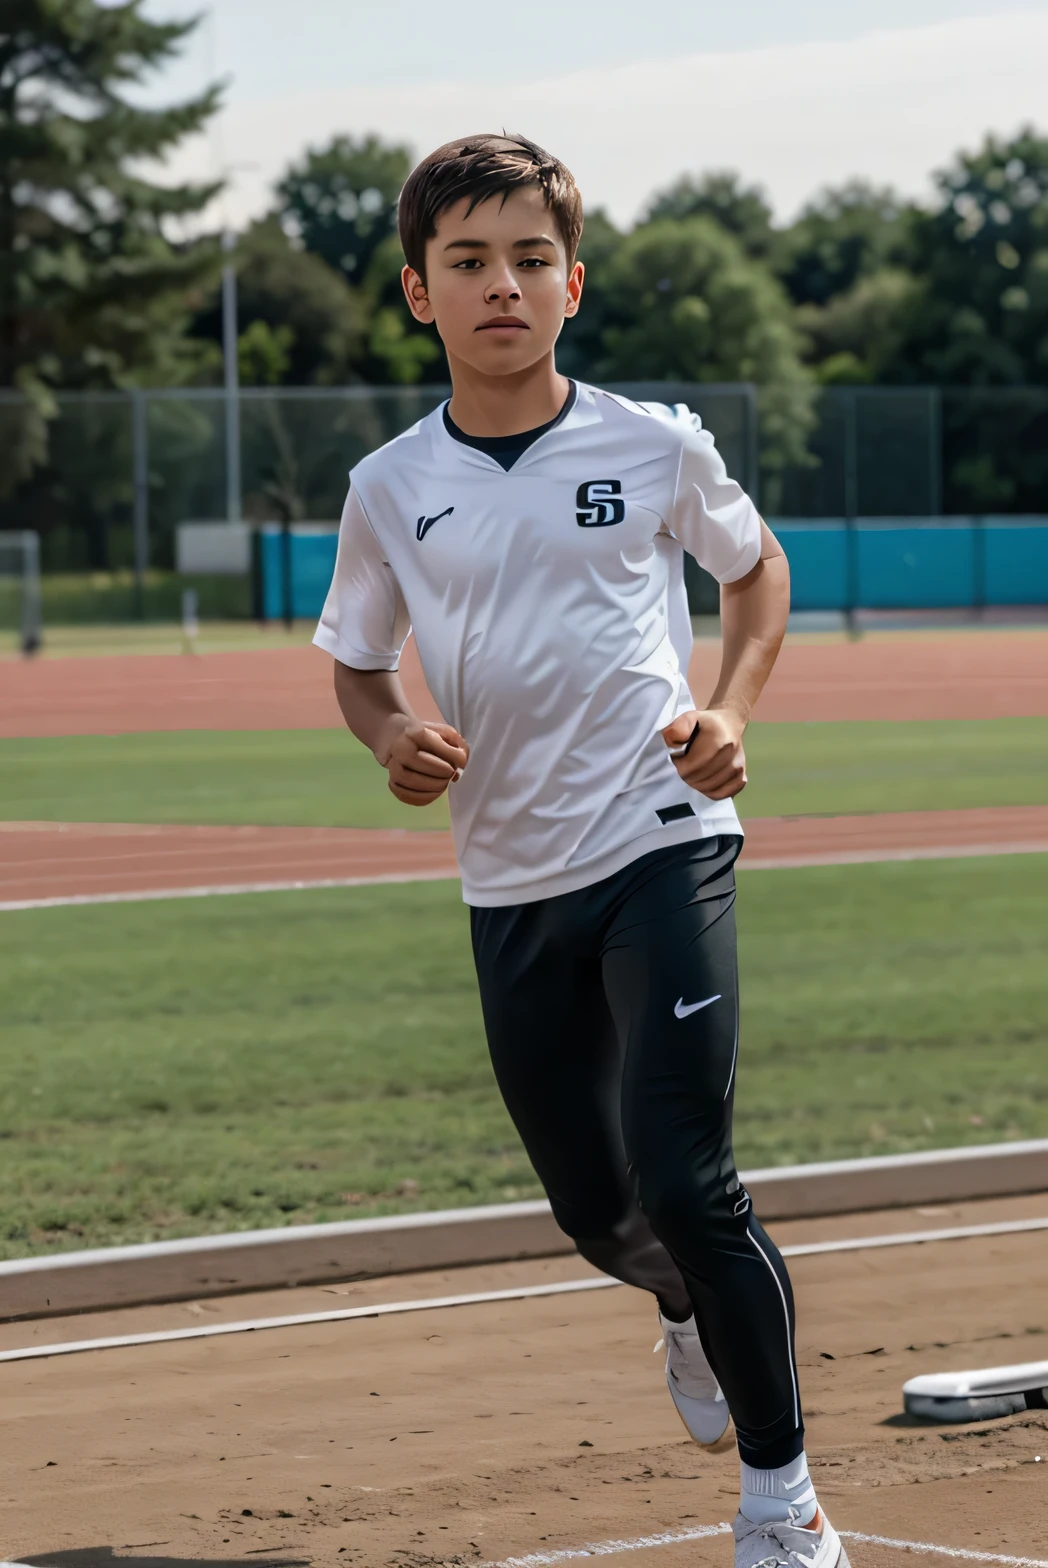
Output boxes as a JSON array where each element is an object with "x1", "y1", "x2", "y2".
[
  {"x1": 0, "y1": 1277, "x2": 621, "y2": 1364},
  {"x1": 2, "y1": 1530, "x2": 1046, "y2": 1568},
  {"x1": 1, "y1": 1215, "x2": 1045, "y2": 1366},
  {"x1": 3, "y1": 838, "x2": 1047, "y2": 911},
  {"x1": 488, "y1": 1523, "x2": 732, "y2": 1565},
  {"x1": 782, "y1": 1214, "x2": 1048, "y2": 1258},
  {"x1": 4, "y1": 1531, "x2": 1048, "y2": 1568},
  {"x1": 841, "y1": 1533, "x2": 1048, "y2": 1567},
  {"x1": 484, "y1": 1527, "x2": 1048, "y2": 1567}
]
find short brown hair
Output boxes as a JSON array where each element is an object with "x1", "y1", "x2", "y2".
[{"x1": 398, "y1": 133, "x2": 584, "y2": 279}]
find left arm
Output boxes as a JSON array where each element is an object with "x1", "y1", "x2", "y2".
[{"x1": 661, "y1": 521, "x2": 789, "y2": 799}]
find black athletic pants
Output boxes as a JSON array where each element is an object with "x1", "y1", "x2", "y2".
[{"x1": 469, "y1": 836, "x2": 804, "y2": 1469}]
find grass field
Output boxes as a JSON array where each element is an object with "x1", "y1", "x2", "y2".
[
  {"x1": 2, "y1": 717, "x2": 1045, "y2": 826},
  {"x1": 0, "y1": 854, "x2": 1044, "y2": 1259},
  {"x1": 0, "y1": 728, "x2": 449, "y2": 830}
]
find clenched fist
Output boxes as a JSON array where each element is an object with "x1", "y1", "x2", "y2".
[
  {"x1": 661, "y1": 708, "x2": 748, "y2": 801},
  {"x1": 377, "y1": 717, "x2": 470, "y2": 807}
]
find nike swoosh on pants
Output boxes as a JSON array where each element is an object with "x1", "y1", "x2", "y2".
[{"x1": 674, "y1": 994, "x2": 721, "y2": 1019}]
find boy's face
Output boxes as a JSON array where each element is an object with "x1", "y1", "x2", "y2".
[{"x1": 402, "y1": 185, "x2": 584, "y2": 375}]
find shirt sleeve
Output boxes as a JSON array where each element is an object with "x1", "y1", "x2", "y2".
[
  {"x1": 662, "y1": 410, "x2": 762, "y2": 585},
  {"x1": 312, "y1": 483, "x2": 411, "y2": 669}
]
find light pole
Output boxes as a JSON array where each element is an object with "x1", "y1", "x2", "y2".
[{"x1": 221, "y1": 227, "x2": 241, "y2": 523}]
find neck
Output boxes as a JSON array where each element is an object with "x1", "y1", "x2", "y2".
[{"x1": 446, "y1": 351, "x2": 570, "y2": 437}]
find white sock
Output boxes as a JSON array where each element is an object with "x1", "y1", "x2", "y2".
[{"x1": 740, "y1": 1452, "x2": 818, "y2": 1527}]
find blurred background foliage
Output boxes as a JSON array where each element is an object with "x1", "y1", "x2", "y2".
[{"x1": 2, "y1": 3, "x2": 1048, "y2": 502}]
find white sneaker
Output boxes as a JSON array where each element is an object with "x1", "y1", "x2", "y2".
[
  {"x1": 656, "y1": 1310, "x2": 734, "y2": 1451},
  {"x1": 733, "y1": 1507, "x2": 851, "y2": 1568}
]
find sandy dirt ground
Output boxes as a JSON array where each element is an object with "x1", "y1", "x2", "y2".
[
  {"x1": 3, "y1": 805, "x2": 1048, "y2": 906},
  {"x1": 3, "y1": 629, "x2": 1048, "y2": 740},
  {"x1": 2, "y1": 1195, "x2": 1046, "y2": 1567}
]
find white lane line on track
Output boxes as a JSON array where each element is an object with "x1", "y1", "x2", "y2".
[
  {"x1": 742, "y1": 841, "x2": 1048, "y2": 870},
  {"x1": 0, "y1": 1215, "x2": 1046, "y2": 1365},
  {"x1": 0, "y1": 869, "x2": 458, "y2": 912},
  {"x1": 484, "y1": 1529, "x2": 1048, "y2": 1567},
  {"x1": 5, "y1": 838, "x2": 1048, "y2": 911}
]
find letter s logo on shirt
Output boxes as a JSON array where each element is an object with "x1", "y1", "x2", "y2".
[{"x1": 576, "y1": 479, "x2": 625, "y2": 527}]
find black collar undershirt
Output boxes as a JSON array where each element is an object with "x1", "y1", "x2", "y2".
[{"x1": 443, "y1": 381, "x2": 577, "y2": 471}]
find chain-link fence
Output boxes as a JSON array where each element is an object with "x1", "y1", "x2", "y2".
[
  {"x1": 1, "y1": 382, "x2": 1046, "y2": 621},
  {"x1": 777, "y1": 386, "x2": 1048, "y2": 518},
  {"x1": 0, "y1": 384, "x2": 756, "y2": 574}
]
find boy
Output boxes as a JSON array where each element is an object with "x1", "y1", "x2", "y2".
[{"x1": 314, "y1": 134, "x2": 847, "y2": 1568}]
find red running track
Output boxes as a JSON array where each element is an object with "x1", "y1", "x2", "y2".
[
  {"x1": 3, "y1": 806, "x2": 1046, "y2": 910},
  {"x1": 2, "y1": 630, "x2": 1047, "y2": 739}
]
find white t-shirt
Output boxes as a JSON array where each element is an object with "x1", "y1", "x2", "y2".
[{"x1": 314, "y1": 382, "x2": 762, "y2": 906}]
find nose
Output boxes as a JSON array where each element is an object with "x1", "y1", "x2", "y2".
[{"x1": 484, "y1": 262, "x2": 521, "y2": 304}]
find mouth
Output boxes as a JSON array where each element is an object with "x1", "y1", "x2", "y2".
[{"x1": 475, "y1": 316, "x2": 529, "y2": 333}]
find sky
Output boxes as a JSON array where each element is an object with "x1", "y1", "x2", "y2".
[{"x1": 134, "y1": 0, "x2": 1048, "y2": 231}]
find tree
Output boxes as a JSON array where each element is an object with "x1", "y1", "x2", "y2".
[
  {"x1": 644, "y1": 171, "x2": 776, "y2": 260},
  {"x1": 899, "y1": 127, "x2": 1048, "y2": 385},
  {"x1": 275, "y1": 134, "x2": 412, "y2": 283},
  {"x1": 357, "y1": 231, "x2": 444, "y2": 385},
  {"x1": 0, "y1": 0, "x2": 222, "y2": 495},
  {"x1": 0, "y1": 0, "x2": 222, "y2": 390},
  {"x1": 189, "y1": 218, "x2": 367, "y2": 386},
  {"x1": 778, "y1": 181, "x2": 914, "y2": 307},
  {"x1": 236, "y1": 319, "x2": 294, "y2": 387},
  {"x1": 797, "y1": 269, "x2": 922, "y2": 384},
  {"x1": 555, "y1": 207, "x2": 622, "y2": 381},
  {"x1": 270, "y1": 134, "x2": 439, "y2": 385},
  {"x1": 588, "y1": 216, "x2": 815, "y2": 489}
]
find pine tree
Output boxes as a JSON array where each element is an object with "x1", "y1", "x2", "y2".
[{"x1": 0, "y1": 0, "x2": 223, "y2": 411}]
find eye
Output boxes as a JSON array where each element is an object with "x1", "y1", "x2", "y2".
[
  {"x1": 452, "y1": 257, "x2": 482, "y2": 269},
  {"x1": 519, "y1": 256, "x2": 549, "y2": 268}
]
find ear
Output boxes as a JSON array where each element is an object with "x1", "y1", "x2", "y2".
[
  {"x1": 564, "y1": 259, "x2": 585, "y2": 319},
  {"x1": 401, "y1": 263, "x2": 434, "y2": 325}
]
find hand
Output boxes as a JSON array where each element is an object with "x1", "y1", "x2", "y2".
[
  {"x1": 661, "y1": 708, "x2": 747, "y2": 800},
  {"x1": 377, "y1": 717, "x2": 470, "y2": 807}
]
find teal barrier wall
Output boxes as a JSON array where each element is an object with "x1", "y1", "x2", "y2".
[
  {"x1": 258, "y1": 525, "x2": 338, "y2": 621},
  {"x1": 985, "y1": 523, "x2": 1048, "y2": 603},
  {"x1": 772, "y1": 518, "x2": 1048, "y2": 611},
  {"x1": 259, "y1": 518, "x2": 1048, "y2": 621}
]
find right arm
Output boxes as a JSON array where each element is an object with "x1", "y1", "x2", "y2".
[
  {"x1": 333, "y1": 662, "x2": 468, "y2": 807},
  {"x1": 314, "y1": 485, "x2": 468, "y2": 808}
]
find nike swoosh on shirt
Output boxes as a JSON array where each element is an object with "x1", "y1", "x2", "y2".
[
  {"x1": 674, "y1": 994, "x2": 721, "y2": 1019},
  {"x1": 416, "y1": 506, "x2": 454, "y2": 541}
]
